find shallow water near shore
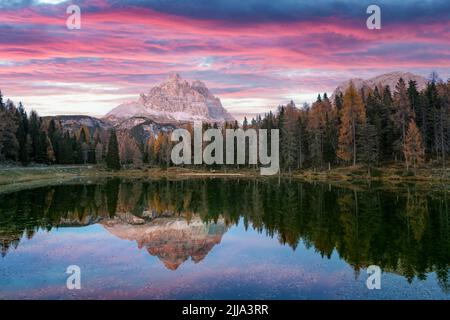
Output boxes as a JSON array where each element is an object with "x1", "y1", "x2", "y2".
[{"x1": 0, "y1": 178, "x2": 449, "y2": 299}]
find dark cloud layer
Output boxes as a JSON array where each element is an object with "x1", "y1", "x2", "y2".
[{"x1": 106, "y1": 0, "x2": 450, "y2": 24}]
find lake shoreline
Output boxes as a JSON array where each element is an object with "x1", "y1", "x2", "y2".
[{"x1": 0, "y1": 164, "x2": 449, "y2": 193}]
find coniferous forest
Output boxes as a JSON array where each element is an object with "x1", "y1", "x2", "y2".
[{"x1": 1, "y1": 74, "x2": 449, "y2": 173}]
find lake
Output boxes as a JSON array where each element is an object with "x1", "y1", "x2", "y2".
[{"x1": 0, "y1": 178, "x2": 449, "y2": 299}]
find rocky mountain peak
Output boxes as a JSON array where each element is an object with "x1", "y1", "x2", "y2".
[
  {"x1": 167, "y1": 73, "x2": 181, "y2": 82},
  {"x1": 106, "y1": 74, "x2": 234, "y2": 123}
]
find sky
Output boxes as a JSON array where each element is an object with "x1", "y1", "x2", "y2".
[{"x1": 0, "y1": 0, "x2": 449, "y2": 118}]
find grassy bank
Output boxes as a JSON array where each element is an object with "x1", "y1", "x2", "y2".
[
  {"x1": 0, "y1": 165, "x2": 262, "y2": 192},
  {"x1": 293, "y1": 165, "x2": 450, "y2": 182},
  {"x1": 0, "y1": 164, "x2": 449, "y2": 192}
]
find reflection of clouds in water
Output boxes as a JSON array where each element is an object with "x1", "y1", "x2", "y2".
[
  {"x1": 0, "y1": 221, "x2": 449, "y2": 299},
  {"x1": 0, "y1": 180, "x2": 449, "y2": 299}
]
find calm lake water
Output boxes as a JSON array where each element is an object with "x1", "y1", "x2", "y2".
[{"x1": 0, "y1": 178, "x2": 449, "y2": 299}]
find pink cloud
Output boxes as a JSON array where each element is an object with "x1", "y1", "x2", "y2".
[{"x1": 0, "y1": 6, "x2": 448, "y2": 116}]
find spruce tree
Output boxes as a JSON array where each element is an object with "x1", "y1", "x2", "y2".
[
  {"x1": 28, "y1": 110, "x2": 41, "y2": 162},
  {"x1": 16, "y1": 103, "x2": 29, "y2": 165},
  {"x1": 106, "y1": 129, "x2": 121, "y2": 170},
  {"x1": 393, "y1": 78, "x2": 414, "y2": 159},
  {"x1": 60, "y1": 132, "x2": 74, "y2": 164},
  {"x1": 0, "y1": 100, "x2": 19, "y2": 161},
  {"x1": 48, "y1": 119, "x2": 62, "y2": 164},
  {"x1": 380, "y1": 85, "x2": 396, "y2": 161},
  {"x1": 358, "y1": 123, "x2": 378, "y2": 174}
]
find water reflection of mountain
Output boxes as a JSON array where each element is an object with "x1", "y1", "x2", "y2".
[
  {"x1": 102, "y1": 213, "x2": 227, "y2": 270},
  {"x1": 0, "y1": 179, "x2": 449, "y2": 291}
]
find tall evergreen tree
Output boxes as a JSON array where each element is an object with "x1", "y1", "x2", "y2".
[
  {"x1": 16, "y1": 103, "x2": 30, "y2": 165},
  {"x1": 296, "y1": 109, "x2": 308, "y2": 169},
  {"x1": 380, "y1": 85, "x2": 396, "y2": 161},
  {"x1": 60, "y1": 132, "x2": 74, "y2": 164},
  {"x1": 323, "y1": 93, "x2": 338, "y2": 167},
  {"x1": 47, "y1": 119, "x2": 62, "y2": 164},
  {"x1": 28, "y1": 111, "x2": 39, "y2": 162},
  {"x1": 358, "y1": 123, "x2": 378, "y2": 174},
  {"x1": 407, "y1": 80, "x2": 420, "y2": 116},
  {"x1": 436, "y1": 80, "x2": 450, "y2": 168},
  {"x1": 36, "y1": 131, "x2": 49, "y2": 163},
  {"x1": 425, "y1": 78, "x2": 440, "y2": 156},
  {"x1": 0, "y1": 100, "x2": 19, "y2": 161},
  {"x1": 106, "y1": 129, "x2": 121, "y2": 170},
  {"x1": 393, "y1": 78, "x2": 414, "y2": 160},
  {"x1": 281, "y1": 102, "x2": 299, "y2": 173}
]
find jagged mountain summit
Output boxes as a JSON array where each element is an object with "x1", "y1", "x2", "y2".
[
  {"x1": 331, "y1": 71, "x2": 428, "y2": 101},
  {"x1": 105, "y1": 74, "x2": 235, "y2": 123}
]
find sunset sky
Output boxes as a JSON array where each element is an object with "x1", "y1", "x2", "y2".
[{"x1": 0, "y1": 0, "x2": 449, "y2": 118}]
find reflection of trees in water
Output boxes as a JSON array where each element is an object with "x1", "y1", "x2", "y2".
[{"x1": 0, "y1": 179, "x2": 449, "y2": 291}]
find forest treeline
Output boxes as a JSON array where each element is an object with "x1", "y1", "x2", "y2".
[
  {"x1": 0, "y1": 91, "x2": 105, "y2": 166},
  {"x1": 1, "y1": 73, "x2": 449, "y2": 172},
  {"x1": 250, "y1": 73, "x2": 449, "y2": 173}
]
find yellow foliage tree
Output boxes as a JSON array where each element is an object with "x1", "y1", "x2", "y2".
[
  {"x1": 337, "y1": 82, "x2": 366, "y2": 165},
  {"x1": 403, "y1": 119, "x2": 425, "y2": 170}
]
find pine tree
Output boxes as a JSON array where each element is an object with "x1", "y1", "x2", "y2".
[
  {"x1": 380, "y1": 85, "x2": 396, "y2": 161},
  {"x1": 0, "y1": 100, "x2": 19, "y2": 161},
  {"x1": 436, "y1": 80, "x2": 450, "y2": 168},
  {"x1": 16, "y1": 103, "x2": 29, "y2": 165},
  {"x1": 338, "y1": 82, "x2": 366, "y2": 165},
  {"x1": 78, "y1": 127, "x2": 91, "y2": 164},
  {"x1": 404, "y1": 120, "x2": 425, "y2": 171},
  {"x1": 47, "y1": 119, "x2": 62, "y2": 164},
  {"x1": 28, "y1": 110, "x2": 42, "y2": 162},
  {"x1": 393, "y1": 78, "x2": 414, "y2": 159},
  {"x1": 60, "y1": 132, "x2": 74, "y2": 164},
  {"x1": 281, "y1": 102, "x2": 299, "y2": 173},
  {"x1": 106, "y1": 129, "x2": 121, "y2": 170},
  {"x1": 71, "y1": 135, "x2": 83, "y2": 164},
  {"x1": 36, "y1": 131, "x2": 49, "y2": 163},
  {"x1": 407, "y1": 80, "x2": 420, "y2": 116},
  {"x1": 296, "y1": 109, "x2": 308, "y2": 169},
  {"x1": 335, "y1": 91, "x2": 344, "y2": 120},
  {"x1": 365, "y1": 91, "x2": 382, "y2": 161},
  {"x1": 425, "y1": 78, "x2": 439, "y2": 156},
  {"x1": 358, "y1": 123, "x2": 378, "y2": 174},
  {"x1": 323, "y1": 93, "x2": 338, "y2": 167}
]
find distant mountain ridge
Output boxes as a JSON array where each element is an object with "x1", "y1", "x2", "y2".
[
  {"x1": 331, "y1": 71, "x2": 428, "y2": 102},
  {"x1": 105, "y1": 74, "x2": 235, "y2": 124}
]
